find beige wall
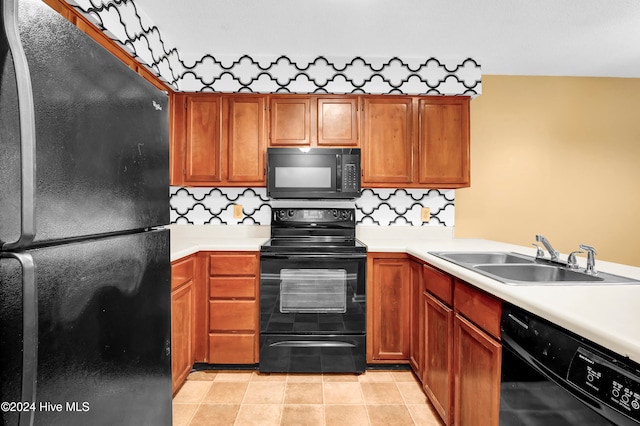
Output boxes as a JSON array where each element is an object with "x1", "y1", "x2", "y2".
[{"x1": 456, "y1": 75, "x2": 640, "y2": 267}]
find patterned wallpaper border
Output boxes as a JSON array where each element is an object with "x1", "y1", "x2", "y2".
[
  {"x1": 66, "y1": 0, "x2": 482, "y2": 95},
  {"x1": 170, "y1": 187, "x2": 455, "y2": 227}
]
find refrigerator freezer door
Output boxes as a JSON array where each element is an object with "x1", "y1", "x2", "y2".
[
  {"x1": 0, "y1": 229, "x2": 171, "y2": 426},
  {"x1": 0, "y1": 0, "x2": 169, "y2": 247}
]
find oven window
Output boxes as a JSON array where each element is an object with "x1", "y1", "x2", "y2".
[
  {"x1": 280, "y1": 269, "x2": 347, "y2": 313},
  {"x1": 275, "y1": 167, "x2": 332, "y2": 188}
]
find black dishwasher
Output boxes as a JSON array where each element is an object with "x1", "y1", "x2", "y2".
[{"x1": 500, "y1": 303, "x2": 640, "y2": 425}]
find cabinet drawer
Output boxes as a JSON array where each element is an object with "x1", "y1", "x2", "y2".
[
  {"x1": 210, "y1": 277, "x2": 256, "y2": 299},
  {"x1": 209, "y1": 300, "x2": 256, "y2": 331},
  {"x1": 171, "y1": 255, "x2": 195, "y2": 290},
  {"x1": 423, "y1": 263, "x2": 453, "y2": 306},
  {"x1": 209, "y1": 253, "x2": 258, "y2": 276},
  {"x1": 208, "y1": 333, "x2": 256, "y2": 364},
  {"x1": 454, "y1": 280, "x2": 502, "y2": 340}
]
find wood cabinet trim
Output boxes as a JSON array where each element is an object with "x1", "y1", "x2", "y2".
[{"x1": 42, "y1": 0, "x2": 171, "y2": 92}]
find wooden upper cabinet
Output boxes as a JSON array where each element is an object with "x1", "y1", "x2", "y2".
[
  {"x1": 224, "y1": 96, "x2": 266, "y2": 184},
  {"x1": 317, "y1": 97, "x2": 359, "y2": 146},
  {"x1": 171, "y1": 93, "x2": 267, "y2": 187},
  {"x1": 361, "y1": 97, "x2": 414, "y2": 185},
  {"x1": 185, "y1": 95, "x2": 222, "y2": 183},
  {"x1": 171, "y1": 93, "x2": 471, "y2": 188},
  {"x1": 269, "y1": 97, "x2": 312, "y2": 146},
  {"x1": 268, "y1": 95, "x2": 359, "y2": 147},
  {"x1": 418, "y1": 97, "x2": 470, "y2": 187}
]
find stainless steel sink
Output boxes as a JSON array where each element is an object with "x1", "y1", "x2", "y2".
[
  {"x1": 430, "y1": 251, "x2": 535, "y2": 265},
  {"x1": 429, "y1": 251, "x2": 640, "y2": 285},
  {"x1": 474, "y1": 264, "x2": 604, "y2": 283}
]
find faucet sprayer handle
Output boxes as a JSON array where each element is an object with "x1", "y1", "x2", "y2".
[
  {"x1": 532, "y1": 243, "x2": 545, "y2": 258},
  {"x1": 578, "y1": 244, "x2": 597, "y2": 255},
  {"x1": 578, "y1": 244, "x2": 597, "y2": 274}
]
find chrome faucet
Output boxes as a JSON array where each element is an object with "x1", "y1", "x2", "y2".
[
  {"x1": 579, "y1": 244, "x2": 598, "y2": 275},
  {"x1": 566, "y1": 250, "x2": 584, "y2": 269},
  {"x1": 535, "y1": 235, "x2": 560, "y2": 262}
]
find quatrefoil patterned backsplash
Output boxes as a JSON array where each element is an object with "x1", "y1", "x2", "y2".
[
  {"x1": 169, "y1": 187, "x2": 454, "y2": 226},
  {"x1": 67, "y1": 1, "x2": 482, "y2": 95}
]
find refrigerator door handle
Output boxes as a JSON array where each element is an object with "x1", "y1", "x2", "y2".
[
  {"x1": 2, "y1": 252, "x2": 38, "y2": 426},
  {"x1": 2, "y1": 0, "x2": 37, "y2": 250}
]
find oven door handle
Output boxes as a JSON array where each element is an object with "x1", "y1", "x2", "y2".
[
  {"x1": 270, "y1": 341, "x2": 356, "y2": 348},
  {"x1": 260, "y1": 253, "x2": 366, "y2": 259}
]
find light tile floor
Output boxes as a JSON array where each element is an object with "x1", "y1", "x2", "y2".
[{"x1": 173, "y1": 369, "x2": 444, "y2": 426}]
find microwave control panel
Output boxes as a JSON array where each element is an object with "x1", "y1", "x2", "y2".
[
  {"x1": 341, "y1": 155, "x2": 360, "y2": 192},
  {"x1": 568, "y1": 347, "x2": 640, "y2": 422}
]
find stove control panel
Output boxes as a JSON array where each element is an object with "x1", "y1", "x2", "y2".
[
  {"x1": 272, "y1": 208, "x2": 354, "y2": 223},
  {"x1": 567, "y1": 347, "x2": 640, "y2": 422}
]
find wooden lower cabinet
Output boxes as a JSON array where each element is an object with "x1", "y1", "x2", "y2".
[
  {"x1": 453, "y1": 314, "x2": 501, "y2": 426},
  {"x1": 367, "y1": 253, "x2": 411, "y2": 363},
  {"x1": 424, "y1": 291, "x2": 454, "y2": 424},
  {"x1": 416, "y1": 260, "x2": 502, "y2": 426},
  {"x1": 171, "y1": 255, "x2": 196, "y2": 394},
  {"x1": 409, "y1": 260, "x2": 424, "y2": 376},
  {"x1": 207, "y1": 252, "x2": 259, "y2": 364}
]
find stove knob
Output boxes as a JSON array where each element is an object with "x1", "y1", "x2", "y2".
[
  {"x1": 287, "y1": 209, "x2": 295, "y2": 218},
  {"x1": 277, "y1": 210, "x2": 286, "y2": 219},
  {"x1": 332, "y1": 209, "x2": 338, "y2": 218},
  {"x1": 342, "y1": 210, "x2": 350, "y2": 219}
]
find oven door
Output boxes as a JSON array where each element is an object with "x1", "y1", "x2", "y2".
[
  {"x1": 259, "y1": 252, "x2": 366, "y2": 373},
  {"x1": 259, "y1": 253, "x2": 366, "y2": 335}
]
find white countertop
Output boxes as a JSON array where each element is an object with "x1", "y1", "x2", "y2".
[
  {"x1": 169, "y1": 224, "x2": 640, "y2": 364},
  {"x1": 168, "y1": 224, "x2": 270, "y2": 261}
]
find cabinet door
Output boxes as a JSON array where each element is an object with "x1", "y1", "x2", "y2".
[
  {"x1": 171, "y1": 257, "x2": 195, "y2": 394},
  {"x1": 225, "y1": 95, "x2": 266, "y2": 184},
  {"x1": 185, "y1": 95, "x2": 222, "y2": 183},
  {"x1": 368, "y1": 255, "x2": 410, "y2": 362},
  {"x1": 317, "y1": 97, "x2": 359, "y2": 146},
  {"x1": 269, "y1": 97, "x2": 311, "y2": 146},
  {"x1": 453, "y1": 314, "x2": 501, "y2": 426},
  {"x1": 424, "y1": 292, "x2": 453, "y2": 425},
  {"x1": 409, "y1": 260, "x2": 424, "y2": 376},
  {"x1": 418, "y1": 97, "x2": 470, "y2": 188},
  {"x1": 362, "y1": 97, "x2": 413, "y2": 185}
]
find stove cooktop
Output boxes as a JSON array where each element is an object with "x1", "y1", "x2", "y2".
[
  {"x1": 262, "y1": 207, "x2": 367, "y2": 254},
  {"x1": 260, "y1": 237, "x2": 367, "y2": 254}
]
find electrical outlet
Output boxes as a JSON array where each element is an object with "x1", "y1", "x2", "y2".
[
  {"x1": 421, "y1": 207, "x2": 430, "y2": 222},
  {"x1": 233, "y1": 204, "x2": 243, "y2": 219}
]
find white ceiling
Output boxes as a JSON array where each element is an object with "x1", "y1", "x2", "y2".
[{"x1": 133, "y1": 0, "x2": 640, "y2": 78}]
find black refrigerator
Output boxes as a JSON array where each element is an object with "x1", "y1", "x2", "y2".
[{"x1": 1, "y1": 0, "x2": 172, "y2": 425}]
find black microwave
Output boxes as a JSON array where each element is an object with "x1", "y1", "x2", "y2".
[{"x1": 266, "y1": 148, "x2": 361, "y2": 199}]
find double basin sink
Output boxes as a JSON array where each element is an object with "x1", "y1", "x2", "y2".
[{"x1": 429, "y1": 251, "x2": 640, "y2": 285}]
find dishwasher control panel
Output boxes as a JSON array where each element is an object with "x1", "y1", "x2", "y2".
[{"x1": 568, "y1": 347, "x2": 640, "y2": 422}]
